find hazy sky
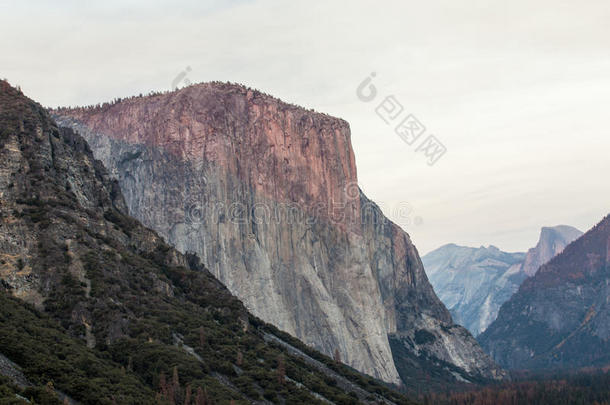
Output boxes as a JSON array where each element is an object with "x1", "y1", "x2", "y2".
[{"x1": 2, "y1": 0, "x2": 609, "y2": 254}]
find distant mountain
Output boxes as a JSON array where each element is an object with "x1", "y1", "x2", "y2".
[
  {"x1": 423, "y1": 226, "x2": 582, "y2": 336},
  {"x1": 479, "y1": 216, "x2": 609, "y2": 370},
  {"x1": 423, "y1": 245, "x2": 526, "y2": 336},
  {"x1": 0, "y1": 81, "x2": 416, "y2": 404},
  {"x1": 520, "y1": 226, "x2": 584, "y2": 277}
]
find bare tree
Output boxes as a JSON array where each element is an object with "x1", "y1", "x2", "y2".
[
  {"x1": 173, "y1": 366, "x2": 180, "y2": 390},
  {"x1": 184, "y1": 384, "x2": 192, "y2": 405},
  {"x1": 277, "y1": 355, "x2": 286, "y2": 385},
  {"x1": 236, "y1": 350, "x2": 243, "y2": 366},
  {"x1": 159, "y1": 373, "x2": 168, "y2": 398},
  {"x1": 195, "y1": 387, "x2": 206, "y2": 405}
]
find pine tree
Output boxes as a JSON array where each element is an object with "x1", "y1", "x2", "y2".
[{"x1": 199, "y1": 326, "x2": 206, "y2": 347}]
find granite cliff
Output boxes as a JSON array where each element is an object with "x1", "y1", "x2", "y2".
[
  {"x1": 0, "y1": 80, "x2": 417, "y2": 404},
  {"x1": 53, "y1": 82, "x2": 504, "y2": 387},
  {"x1": 519, "y1": 225, "x2": 583, "y2": 277}
]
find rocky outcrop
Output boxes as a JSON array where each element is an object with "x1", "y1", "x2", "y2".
[
  {"x1": 423, "y1": 226, "x2": 582, "y2": 337},
  {"x1": 52, "y1": 82, "x2": 504, "y2": 386},
  {"x1": 423, "y1": 245, "x2": 526, "y2": 336},
  {"x1": 479, "y1": 216, "x2": 609, "y2": 370},
  {"x1": 520, "y1": 226, "x2": 583, "y2": 277}
]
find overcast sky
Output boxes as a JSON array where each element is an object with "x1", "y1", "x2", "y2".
[{"x1": 2, "y1": 0, "x2": 609, "y2": 254}]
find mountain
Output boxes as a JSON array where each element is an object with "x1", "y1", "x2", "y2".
[
  {"x1": 0, "y1": 80, "x2": 417, "y2": 404},
  {"x1": 423, "y1": 245, "x2": 526, "y2": 336},
  {"x1": 479, "y1": 216, "x2": 610, "y2": 370},
  {"x1": 519, "y1": 225, "x2": 584, "y2": 277},
  {"x1": 423, "y1": 226, "x2": 582, "y2": 336},
  {"x1": 52, "y1": 82, "x2": 504, "y2": 388}
]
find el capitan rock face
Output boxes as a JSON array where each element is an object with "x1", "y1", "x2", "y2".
[
  {"x1": 53, "y1": 82, "x2": 503, "y2": 385},
  {"x1": 479, "y1": 216, "x2": 610, "y2": 370},
  {"x1": 0, "y1": 81, "x2": 418, "y2": 404}
]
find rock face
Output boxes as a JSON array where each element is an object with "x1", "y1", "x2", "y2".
[
  {"x1": 423, "y1": 226, "x2": 582, "y2": 336},
  {"x1": 53, "y1": 82, "x2": 504, "y2": 386},
  {"x1": 0, "y1": 80, "x2": 417, "y2": 404},
  {"x1": 520, "y1": 226, "x2": 584, "y2": 277},
  {"x1": 423, "y1": 245, "x2": 526, "y2": 337},
  {"x1": 479, "y1": 216, "x2": 610, "y2": 370}
]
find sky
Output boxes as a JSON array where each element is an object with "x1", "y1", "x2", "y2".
[{"x1": 2, "y1": 0, "x2": 609, "y2": 254}]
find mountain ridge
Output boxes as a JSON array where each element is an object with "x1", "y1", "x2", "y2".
[
  {"x1": 423, "y1": 225, "x2": 582, "y2": 336},
  {"x1": 479, "y1": 216, "x2": 609, "y2": 370}
]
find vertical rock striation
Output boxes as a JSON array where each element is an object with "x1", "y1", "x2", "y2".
[{"x1": 53, "y1": 82, "x2": 503, "y2": 385}]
